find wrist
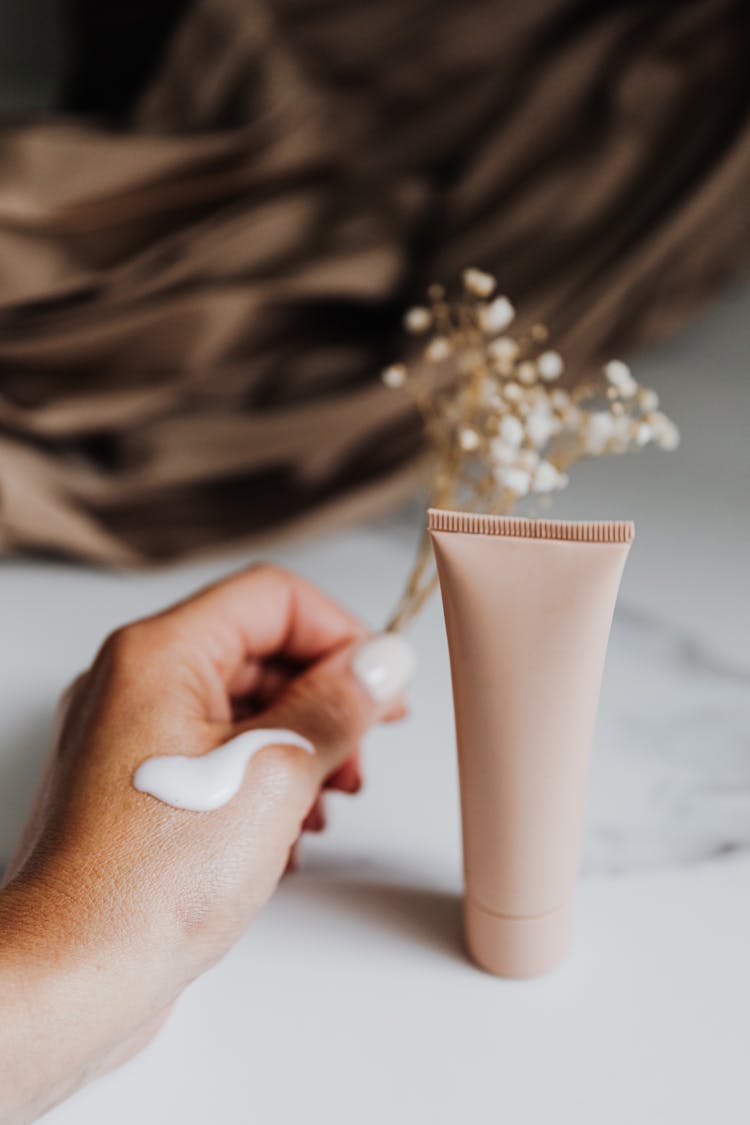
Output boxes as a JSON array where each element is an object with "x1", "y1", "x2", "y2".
[
  {"x1": 1, "y1": 851, "x2": 181, "y2": 999},
  {"x1": 0, "y1": 884, "x2": 77, "y2": 1121},
  {"x1": 0, "y1": 877, "x2": 157, "y2": 1123}
]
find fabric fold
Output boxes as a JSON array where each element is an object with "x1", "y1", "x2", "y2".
[{"x1": 0, "y1": 0, "x2": 748, "y2": 562}]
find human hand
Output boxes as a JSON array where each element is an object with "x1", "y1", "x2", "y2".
[{"x1": 0, "y1": 565, "x2": 414, "y2": 1123}]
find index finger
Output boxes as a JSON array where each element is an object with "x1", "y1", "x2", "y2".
[{"x1": 143, "y1": 564, "x2": 366, "y2": 684}]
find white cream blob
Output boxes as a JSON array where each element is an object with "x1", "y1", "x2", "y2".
[{"x1": 133, "y1": 728, "x2": 314, "y2": 811}]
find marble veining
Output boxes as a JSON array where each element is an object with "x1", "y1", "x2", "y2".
[{"x1": 584, "y1": 603, "x2": 750, "y2": 874}]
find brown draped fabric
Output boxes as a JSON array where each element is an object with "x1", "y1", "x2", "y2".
[{"x1": 0, "y1": 0, "x2": 748, "y2": 563}]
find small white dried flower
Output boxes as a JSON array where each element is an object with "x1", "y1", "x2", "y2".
[
  {"x1": 584, "y1": 411, "x2": 616, "y2": 453},
  {"x1": 404, "y1": 306, "x2": 432, "y2": 333},
  {"x1": 648, "y1": 412, "x2": 680, "y2": 450},
  {"x1": 516, "y1": 448, "x2": 540, "y2": 473},
  {"x1": 481, "y1": 382, "x2": 504, "y2": 409},
  {"x1": 494, "y1": 465, "x2": 530, "y2": 496},
  {"x1": 499, "y1": 414, "x2": 524, "y2": 448},
  {"x1": 487, "y1": 335, "x2": 519, "y2": 363},
  {"x1": 502, "y1": 382, "x2": 523, "y2": 403},
  {"x1": 462, "y1": 267, "x2": 496, "y2": 298},
  {"x1": 426, "y1": 336, "x2": 452, "y2": 362},
  {"x1": 604, "y1": 359, "x2": 637, "y2": 398},
  {"x1": 632, "y1": 421, "x2": 653, "y2": 446},
  {"x1": 533, "y1": 460, "x2": 566, "y2": 493},
  {"x1": 537, "y1": 350, "x2": 564, "y2": 381},
  {"x1": 517, "y1": 361, "x2": 537, "y2": 386},
  {"x1": 550, "y1": 388, "x2": 570, "y2": 411},
  {"x1": 458, "y1": 426, "x2": 481, "y2": 452},
  {"x1": 638, "y1": 387, "x2": 659, "y2": 411},
  {"x1": 659, "y1": 426, "x2": 680, "y2": 452},
  {"x1": 480, "y1": 296, "x2": 515, "y2": 334},
  {"x1": 610, "y1": 414, "x2": 632, "y2": 451},
  {"x1": 489, "y1": 438, "x2": 516, "y2": 466},
  {"x1": 381, "y1": 364, "x2": 407, "y2": 388},
  {"x1": 526, "y1": 408, "x2": 557, "y2": 449}
]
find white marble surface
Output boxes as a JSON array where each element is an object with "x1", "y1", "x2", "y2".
[{"x1": 1, "y1": 282, "x2": 749, "y2": 1123}]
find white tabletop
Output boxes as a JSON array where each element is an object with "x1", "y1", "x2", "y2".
[{"x1": 2, "y1": 283, "x2": 749, "y2": 1124}]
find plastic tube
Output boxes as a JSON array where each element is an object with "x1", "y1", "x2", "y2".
[{"x1": 429, "y1": 508, "x2": 634, "y2": 977}]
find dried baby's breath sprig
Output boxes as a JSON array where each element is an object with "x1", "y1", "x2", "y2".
[{"x1": 381, "y1": 269, "x2": 680, "y2": 631}]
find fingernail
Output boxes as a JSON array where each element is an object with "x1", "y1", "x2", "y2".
[
  {"x1": 302, "y1": 798, "x2": 327, "y2": 832},
  {"x1": 351, "y1": 632, "x2": 416, "y2": 703},
  {"x1": 325, "y1": 760, "x2": 362, "y2": 794}
]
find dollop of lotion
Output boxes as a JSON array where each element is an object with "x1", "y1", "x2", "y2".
[{"x1": 133, "y1": 728, "x2": 314, "y2": 811}]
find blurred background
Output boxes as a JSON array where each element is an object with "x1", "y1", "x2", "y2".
[{"x1": 0, "y1": 0, "x2": 748, "y2": 562}]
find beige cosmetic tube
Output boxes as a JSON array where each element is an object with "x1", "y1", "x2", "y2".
[{"x1": 429, "y1": 508, "x2": 634, "y2": 978}]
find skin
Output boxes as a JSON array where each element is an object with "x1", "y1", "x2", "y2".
[{"x1": 0, "y1": 565, "x2": 407, "y2": 1123}]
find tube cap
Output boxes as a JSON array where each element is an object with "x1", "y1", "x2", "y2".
[{"x1": 464, "y1": 897, "x2": 573, "y2": 979}]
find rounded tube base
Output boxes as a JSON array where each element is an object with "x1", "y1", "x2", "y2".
[{"x1": 464, "y1": 898, "x2": 573, "y2": 979}]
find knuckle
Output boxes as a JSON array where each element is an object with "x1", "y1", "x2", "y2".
[
  {"x1": 243, "y1": 560, "x2": 284, "y2": 584},
  {"x1": 99, "y1": 624, "x2": 142, "y2": 667},
  {"x1": 97, "y1": 619, "x2": 176, "y2": 676}
]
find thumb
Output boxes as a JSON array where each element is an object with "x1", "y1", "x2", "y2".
[
  {"x1": 226, "y1": 632, "x2": 415, "y2": 856},
  {"x1": 244, "y1": 631, "x2": 416, "y2": 786}
]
